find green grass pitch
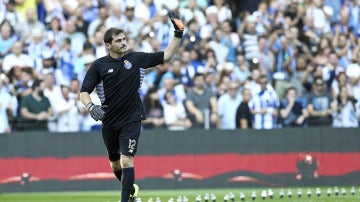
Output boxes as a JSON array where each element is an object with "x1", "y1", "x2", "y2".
[{"x1": 1, "y1": 187, "x2": 359, "y2": 202}]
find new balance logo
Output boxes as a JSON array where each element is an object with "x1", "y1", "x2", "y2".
[{"x1": 107, "y1": 69, "x2": 114, "y2": 74}]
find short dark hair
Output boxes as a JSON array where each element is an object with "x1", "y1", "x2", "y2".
[
  {"x1": 194, "y1": 73, "x2": 204, "y2": 79},
  {"x1": 32, "y1": 79, "x2": 43, "y2": 90},
  {"x1": 103, "y1": 28, "x2": 125, "y2": 44}
]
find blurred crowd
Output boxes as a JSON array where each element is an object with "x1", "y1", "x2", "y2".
[{"x1": 1, "y1": 0, "x2": 360, "y2": 133}]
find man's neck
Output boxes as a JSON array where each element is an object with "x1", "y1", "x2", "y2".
[{"x1": 31, "y1": 92, "x2": 42, "y2": 101}]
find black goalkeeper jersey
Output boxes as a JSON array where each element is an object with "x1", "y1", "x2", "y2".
[{"x1": 80, "y1": 51, "x2": 164, "y2": 127}]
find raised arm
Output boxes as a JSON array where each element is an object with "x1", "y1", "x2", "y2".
[{"x1": 164, "y1": 11, "x2": 184, "y2": 62}]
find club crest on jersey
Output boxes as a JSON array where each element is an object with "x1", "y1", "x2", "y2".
[{"x1": 124, "y1": 60, "x2": 132, "y2": 69}]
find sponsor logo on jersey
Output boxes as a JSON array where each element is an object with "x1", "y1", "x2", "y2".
[
  {"x1": 107, "y1": 68, "x2": 114, "y2": 74},
  {"x1": 124, "y1": 60, "x2": 132, "y2": 69}
]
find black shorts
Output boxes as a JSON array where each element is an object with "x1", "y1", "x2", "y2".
[{"x1": 101, "y1": 121, "x2": 141, "y2": 161}]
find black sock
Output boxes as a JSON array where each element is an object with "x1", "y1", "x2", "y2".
[
  {"x1": 121, "y1": 167, "x2": 134, "y2": 202},
  {"x1": 114, "y1": 169, "x2": 122, "y2": 182}
]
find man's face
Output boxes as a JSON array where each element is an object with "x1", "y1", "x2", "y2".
[
  {"x1": 314, "y1": 79, "x2": 325, "y2": 93},
  {"x1": 258, "y1": 78, "x2": 268, "y2": 91},
  {"x1": 194, "y1": 75, "x2": 204, "y2": 88},
  {"x1": 242, "y1": 89, "x2": 252, "y2": 102},
  {"x1": 108, "y1": 33, "x2": 128, "y2": 55}
]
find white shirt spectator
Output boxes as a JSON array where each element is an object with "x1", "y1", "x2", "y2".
[
  {"x1": 306, "y1": 1, "x2": 333, "y2": 35},
  {"x1": 0, "y1": 85, "x2": 12, "y2": 133},
  {"x1": 179, "y1": 0, "x2": 206, "y2": 26},
  {"x1": 105, "y1": 4, "x2": 127, "y2": 29},
  {"x1": 55, "y1": 86, "x2": 81, "y2": 132},
  {"x1": 217, "y1": 90, "x2": 242, "y2": 129},
  {"x1": 2, "y1": 53, "x2": 34, "y2": 73},
  {"x1": 205, "y1": 3, "x2": 232, "y2": 23}
]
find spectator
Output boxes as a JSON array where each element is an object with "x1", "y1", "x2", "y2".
[
  {"x1": 134, "y1": 0, "x2": 157, "y2": 25},
  {"x1": 179, "y1": 0, "x2": 208, "y2": 12},
  {"x1": 55, "y1": 85, "x2": 82, "y2": 132},
  {"x1": 179, "y1": 0, "x2": 206, "y2": 26},
  {"x1": 306, "y1": 76, "x2": 334, "y2": 127},
  {"x1": 63, "y1": 18, "x2": 87, "y2": 55},
  {"x1": 220, "y1": 19, "x2": 241, "y2": 65},
  {"x1": 245, "y1": 68, "x2": 275, "y2": 95},
  {"x1": 346, "y1": 56, "x2": 360, "y2": 102},
  {"x1": 332, "y1": 33, "x2": 352, "y2": 68},
  {"x1": 45, "y1": 16, "x2": 65, "y2": 49},
  {"x1": 235, "y1": 88, "x2": 252, "y2": 129},
  {"x1": 57, "y1": 37, "x2": 77, "y2": 86},
  {"x1": 199, "y1": 5, "x2": 220, "y2": 40},
  {"x1": 185, "y1": 73, "x2": 219, "y2": 128},
  {"x1": 92, "y1": 29, "x2": 107, "y2": 58},
  {"x1": 152, "y1": 9, "x2": 173, "y2": 50},
  {"x1": 347, "y1": 0, "x2": 360, "y2": 37},
  {"x1": 20, "y1": 79, "x2": 54, "y2": 131},
  {"x1": 43, "y1": 73, "x2": 62, "y2": 131},
  {"x1": 0, "y1": 79, "x2": 12, "y2": 133},
  {"x1": 238, "y1": 14, "x2": 259, "y2": 63},
  {"x1": 0, "y1": 20, "x2": 17, "y2": 59},
  {"x1": 331, "y1": 6, "x2": 352, "y2": 36},
  {"x1": 12, "y1": 67, "x2": 34, "y2": 102},
  {"x1": 81, "y1": 0, "x2": 98, "y2": 23},
  {"x1": 18, "y1": 8, "x2": 46, "y2": 43},
  {"x1": 141, "y1": 87, "x2": 165, "y2": 129},
  {"x1": 105, "y1": 4, "x2": 126, "y2": 30},
  {"x1": 161, "y1": 58, "x2": 189, "y2": 88},
  {"x1": 255, "y1": 35, "x2": 274, "y2": 76},
  {"x1": 76, "y1": 53, "x2": 96, "y2": 84},
  {"x1": 2, "y1": 41, "x2": 34, "y2": 74},
  {"x1": 181, "y1": 19, "x2": 201, "y2": 52},
  {"x1": 87, "y1": 5, "x2": 108, "y2": 38},
  {"x1": 217, "y1": 81, "x2": 242, "y2": 129},
  {"x1": 163, "y1": 90, "x2": 192, "y2": 131},
  {"x1": 279, "y1": 87, "x2": 309, "y2": 127},
  {"x1": 283, "y1": 0, "x2": 304, "y2": 28},
  {"x1": 289, "y1": 54, "x2": 311, "y2": 98},
  {"x1": 202, "y1": 48, "x2": 218, "y2": 75},
  {"x1": 157, "y1": 77, "x2": 186, "y2": 107},
  {"x1": 249, "y1": 74, "x2": 279, "y2": 129},
  {"x1": 204, "y1": 71, "x2": 217, "y2": 93},
  {"x1": 251, "y1": 1, "x2": 271, "y2": 36},
  {"x1": 330, "y1": 71, "x2": 351, "y2": 100},
  {"x1": 123, "y1": 5, "x2": 144, "y2": 39},
  {"x1": 233, "y1": 52, "x2": 251, "y2": 86},
  {"x1": 71, "y1": 7, "x2": 89, "y2": 38},
  {"x1": 0, "y1": 0, "x2": 23, "y2": 31},
  {"x1": 205, "y1": 0, "x2": 232, "y2": 23},
  {"x1": 178, "y1": 50, "x2": 199, "y2": 87},
  {"x1": 25, "y1": 27, "x2": 50, "y2": 72},
  {"x1": 306, "y1": 0, "x2": 333, "y2": 36},
  {"x1": 38, "y1": 51, "x2": 65, "y2": 85},
  {"x1": 331, "y1": 85, "x2": 359, "y2": 128},
  {"x1": 68, "y1": 78, "x2": 81, "y2": 100}
]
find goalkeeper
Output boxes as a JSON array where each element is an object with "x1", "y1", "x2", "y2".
[{"x1": 79, "y1": 11, "x2": 184, "y2": 202}]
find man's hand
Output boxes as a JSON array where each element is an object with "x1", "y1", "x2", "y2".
[
  {"x1": 86, "y1": 102, "x2": 105, "y2": 121},
  {"x1": 168, "y1": 10, "x2": 184, "y2": 38}
]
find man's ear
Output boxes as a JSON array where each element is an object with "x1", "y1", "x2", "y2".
[{"x1": 105, "y1": 43, "x2": 111, "y2": 50}]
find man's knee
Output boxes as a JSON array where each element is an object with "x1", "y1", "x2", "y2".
[
  {"x1": 120, "y1": 155, "x2": 134, "y2": 168},
  {"x1": 109, "y1": 160, "x2": 121, "y2": 171}
]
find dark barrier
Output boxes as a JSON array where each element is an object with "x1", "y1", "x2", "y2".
[{"x1": 1, "y1": 128, "x2": 360, "y2": 192}]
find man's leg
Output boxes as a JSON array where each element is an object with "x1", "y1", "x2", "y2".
[
  {"x1": 110, "y1": 160, "x2": 122, "y2": 181},
  {"x1": 120, "y1": 155, "x2": 135, "y2": 202}
]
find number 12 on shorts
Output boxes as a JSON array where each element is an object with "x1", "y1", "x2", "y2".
[{"x1": 128, "y1": 139, "x2": 136, "y2": 154}]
